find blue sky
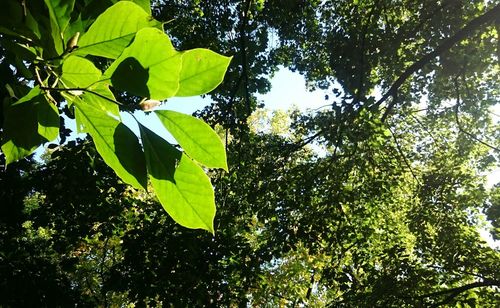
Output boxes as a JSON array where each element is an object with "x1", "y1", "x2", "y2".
[{"x1": 125, "y1": 67, "x2": 330, "y2": 142}]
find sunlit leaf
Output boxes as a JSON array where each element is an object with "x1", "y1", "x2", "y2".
[
  {"x1": 61, "y1": 56, "x2": 119, "y2": 116},
  {"x1": 75, "y1": 1, "x2": 161, "y2": 59},
  {"x1": 74, "y1": 98, "x2": 147, "y2": 189},
  {"x1": 155, "y1": 110, "x2": 228, "y2": 171},
  {"x1": 62, "y1": 56, "x2": 102, "y2": 88},
  {"x1": 140, "y1": 124, "x2": 216, "y2": 233},
  {"x1": 104, "y1": 27, "x2": 182, "y2": 100},
  {"x1": 176, "y1": 48, "x2": 232, "y2": 97}
]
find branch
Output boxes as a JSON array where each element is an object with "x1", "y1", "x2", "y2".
[
  {"x1": 378, "y1": 3, "x2": 500, "y2": 122},
  {"x1": 452, "y1": 78, "x2": 500, "y2": 152},
  {"x1": 387, "y1": 125, "x2": 421, "y2": 185},
  {"x1": 40, "y1": 86, "x2": 124, "y2": 107},
  {"x1": 416, "y1": 280, "x2": 500, "y2": 308}
]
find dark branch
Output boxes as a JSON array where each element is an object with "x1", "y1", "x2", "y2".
[
  {"x1": 378, "y1": 3, "x2": 500, "y2": 122},
  {"x1": 416, "y1": 280, "x2": 500, "y2": 308},
  {"x1": 453, "y1": 78, "x2": 500, "y2": 152}
]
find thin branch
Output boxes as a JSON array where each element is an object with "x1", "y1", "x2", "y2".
[
  {"x1": 453, "y1": 78, "x2": 500, "y2": 152},
  {"x1": 39, "y1": 86, "x2": 124, "y2": 107},
  {"x1": 387, "y1": 125, "x2": 421, "y2": 185},
  {"x1": 378, "y1": 3, "x2": 500, "y2": 122}
]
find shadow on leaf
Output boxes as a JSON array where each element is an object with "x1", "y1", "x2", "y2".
[{"x1": 111, "y1": 57, "x2": 150, "y2": 98}]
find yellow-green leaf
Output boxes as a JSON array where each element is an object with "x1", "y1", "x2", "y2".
[
  {"x1": 75, "y1": 1, "x2": 161, "y2": 59},
  {"x1": 139, "y1": 124, "x2": 216, "y2": 233},
  {"x1": 155, "y1": 110, "x2": 228, "y2": 171}
]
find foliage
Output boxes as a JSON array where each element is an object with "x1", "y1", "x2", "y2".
[
  {"x1": 1, "y1": 0, "x2": 500, "y2": 306},
  {"x1": 0, "y1": 0, "x2": 232, "y2": 232}
]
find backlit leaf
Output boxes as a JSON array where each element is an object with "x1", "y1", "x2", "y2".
[
  {"x1": 176, "y1": 48, "x2": 232, "y2": 97},
  {"x1": 155, "y1": 110, "x2": 228, "y2": 171},
  {"x1": 76, "y1": 1, "x2": 161, "y2": 59},
  {"x1": 140, "y1": 124, "x2": 216, "y2": 233},
  {"x1": 104, "y1": 27, "x2": 182, "y2": 100},
  {"x1": 74, "y1": 98, "x2": 147, "y2": 189}
]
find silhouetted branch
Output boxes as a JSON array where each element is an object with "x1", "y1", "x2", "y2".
[{"x1": 378, "y1": 3, "x2": 500, "y2": 122}]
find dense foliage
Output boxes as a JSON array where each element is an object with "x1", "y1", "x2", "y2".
[
  {"x1": 1, "y1": 0, "x2": 499, "y2": 306},
  {"x1": 0, "y1": 0, "x2": 231, "y2": 232}
]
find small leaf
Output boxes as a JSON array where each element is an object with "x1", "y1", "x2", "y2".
[
  {"x1": 155, "y1": 110, "x2": 228, "y2": 171},
  {"x1": 176, "y1": 49, "x2": 232, "y2": 97},
  {"x1": 139, "y1": 124, "x2": 216, "y2": 233},
  {"x1": 104, "y1": 27, "x2": 182, "y2": 100},
  {"x1": 74, "y1": 98, "x2": 147, "y2": 189},
  {"x1": 12, "y1": 86, "x2": 41, "y2": 106},
  {"x1": 76, "y1": 1, "x2": 161, "y2": 59}
]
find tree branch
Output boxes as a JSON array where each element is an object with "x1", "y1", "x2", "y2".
[
  {"x1": 452, "y1": 78, "x2": 500, "y2": 152},
  {"x1": 415, "y1": 280, "x2": 500, "y2": 308},
  {"x1": 378, "y1": 3, "x2": 500, "y2": 122}
]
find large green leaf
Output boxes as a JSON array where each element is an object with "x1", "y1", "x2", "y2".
[
  {"x1": 73, "y1": 98, "x2": 147, "y2": 189},
  {"x1": 44, "y1": 0, "x2": 75, "y2": 54},
  {"x1": 176, "y1": 49, "x2": 232, "y2": 97},
  {"x1": 61, "y1": 56, "x2": 119, "y2": 116},
  {"x1": 155, "y1": 110, "x2": 228, "y2": 171},
  {"x1": 139, "y1": 124, "x2": 216, "y2": 233},
  {"x1": 62, "y1": 56, "x2": 102, "y2": 88},
  {"x1": 122, "y1": 0, "x2": 151, "y2": 14},
  {"x1": 75, "y1": 1, "x2": 161, "y2": 59},
  {"x1": 104, "y1": 27, "x2": 182, "y2": 100}
]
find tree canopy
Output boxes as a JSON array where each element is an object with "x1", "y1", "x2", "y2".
[{"x1": 1, "y1": 0, "x2": 499, "y2": 306}]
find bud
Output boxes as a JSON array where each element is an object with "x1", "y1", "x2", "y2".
[{"x1": 139, "y1": 99, "x2": 161, "y2": 111}]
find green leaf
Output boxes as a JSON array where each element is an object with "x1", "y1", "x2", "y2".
[
  {"x1": 123, "y1": 0, "x2": 151, "y2": 14},
  {"x1": 139, "y1": 124, "x2": 216, "y2": 233},
  {"x1": 44, "y1": 0, "x2": 75, "y2": 53},
  {"x1": 12, "y1": 86, "x2": 42, "y2": 106},
  {"x1": 73, "y1": 98, "x2": 147, "y2": 189},
  {"x1": 176, "y1": 49, "x2": 232, "y2": 97},
  {"x1": 37, "y1": 99, "x2": 59, "y2": 142},
  {"x1": 62, "y1": 56, "x2": 102, "y2": 88},
  {"x1": 1, "y1": 92, "x2": 51, "y2": 164},
  {"x1": 104, "y1": 27, "x2": 182, "y2": 100},
  {"x1": 75, "y1": 1, "x2": 161, "y2": 59},
  {"x1": 61, "y1": 56, "x2": 119, "y2": 117},
  {"x1": 155, "y1": 110, "x2": 228, "y2": 171}
]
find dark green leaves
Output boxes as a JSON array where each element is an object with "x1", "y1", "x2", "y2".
[{"x1": 2, "y1": 89, "x2": 59, "y2": 164}]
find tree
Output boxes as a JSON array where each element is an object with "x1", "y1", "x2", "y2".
[
  {"x1": 1, "y1": 0, "x2": 499, "y2": 306},
  {"x1": 0, "y1": 0, "x2": 231, "y2": 232}
]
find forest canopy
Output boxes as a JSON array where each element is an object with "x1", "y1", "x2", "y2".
[{"x1": 1, "y1": 0, "x2": 499, "y2": 306}]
